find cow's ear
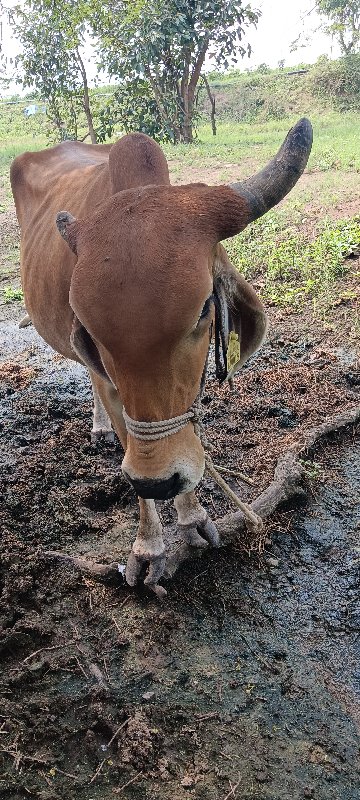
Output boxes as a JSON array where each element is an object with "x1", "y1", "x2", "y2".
[
  {"x1": 213, "y1": 244, "x2": 267, "y2": 375},
  {"x1": 70, "y1": 315, "x2": 113, "y2": 384},
  {"x1": 56, "y1": 211, "x2": 78, "y2": 255}
]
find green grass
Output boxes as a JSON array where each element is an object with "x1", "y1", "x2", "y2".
[
  {"x1": 163, "y1": 112, "x2": 360, "y2": 173},
  {"x1": 2, "y1": 285, "x2": 24, "y2": 303},
  {"x1": 224, "y1": 214, "x2": 360, "y2": 309},
  {"x1": 0, "y1": 134, "x2": 47, "y2": 209},
  {"x1": 1, "y1": 92, "x2": 359, "y2": 320}
]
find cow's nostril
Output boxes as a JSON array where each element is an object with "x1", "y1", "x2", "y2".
[{"x1": 122, "y1": 471, "x2": 183, "y2": 500}]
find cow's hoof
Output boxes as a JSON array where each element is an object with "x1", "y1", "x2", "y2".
[
  {"x1": 126, "y1": 550, "x2": 167, "y2": 598},
  {"x1": 19, "y1": 313, "x2": 32, "y2": 328},
  {"x1": 91, "y1": 429, "x2": 115, "y2": 444},
  {"x1": 178, "y1": 515, "x2": 220, "y2": 548}
]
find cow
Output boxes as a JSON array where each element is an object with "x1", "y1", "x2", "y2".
[{"x1": 10, "y1": 118, "x2": 312, "y2": 595}]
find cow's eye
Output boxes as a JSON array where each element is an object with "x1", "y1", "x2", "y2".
[{"x1": 197, "y1": 295, "x2": 213, "y2": 325}]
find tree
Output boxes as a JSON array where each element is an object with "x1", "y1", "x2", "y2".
[
  {"x1": 10, "y1": 0, "x2": 99, "y2": 142},
  {"x1": 0, "y1": 2, "x2": 14, "y2": 89},
  {"x1": 91, "y1": 0, "x2": 260, "y2": 143},
  {"x1": 316, "y1": 0, "x2": 360, "y2": 54}
]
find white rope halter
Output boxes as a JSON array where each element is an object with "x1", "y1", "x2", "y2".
[{"x1": 122, "y1": 405, "x2": 200, "y2": 441}]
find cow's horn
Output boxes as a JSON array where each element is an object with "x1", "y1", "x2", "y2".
[{"x1": 229, "y1": 118, "x2": 313, "y2": 222}]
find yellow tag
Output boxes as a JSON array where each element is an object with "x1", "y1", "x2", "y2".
[{"x1": 226, "y1": 331, "x2": 240, "y2": 378}]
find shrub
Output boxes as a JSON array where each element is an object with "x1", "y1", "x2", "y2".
[{"x1": 308, "y1": 54, "x2": 360, "y2": 111}]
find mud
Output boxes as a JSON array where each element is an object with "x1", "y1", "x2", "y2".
[{"x1": 0, "y1": 307, "x2": 360, "y2": 799}]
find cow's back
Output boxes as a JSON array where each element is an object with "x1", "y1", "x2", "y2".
[{"x1": 11, "y1": 134, "x2": 170, "y2": 359}]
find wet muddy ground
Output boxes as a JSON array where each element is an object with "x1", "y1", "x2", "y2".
[{"x1": 0, "y1": 301, "x2": 360, "y2": 799}]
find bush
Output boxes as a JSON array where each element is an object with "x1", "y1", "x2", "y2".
[
  {"x1": 96, "y1": 78, "x2": 172, "y2": 143},
  {"x1": 198, "y1": 56, "x2": 360, "y2": 126},
  {"x1": 308, "y1": 54, "x2": 360, "y2": 112}
]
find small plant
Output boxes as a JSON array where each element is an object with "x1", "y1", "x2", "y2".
[
  {"x1": 300, "y1": 459, "x2": 322, "y2": 480},
  {"x1": 224, "y1": 214, "x2": 360, "y2": 312},
  {"x1": 314, "y1": 147, "x2": 339, "y2": 171},
  {"x1": 3, "y1": 286, "x2": 24, "y2": 303}
]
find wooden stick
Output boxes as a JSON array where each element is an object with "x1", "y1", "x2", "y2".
[
  {"x1": 212, "y1": 464, "x2": 254, "y2": 485},
  {"x1": 22, "y1": 642, "x2": 76, "y2": 664},
  {"x1": 45, "y1": 552, "x2": 122, "y2": 579},
  {"x1": 206, "y1": 459, "x2": 263, "y2": 532},
  {"x1": 222, "y1": 775, "x2": 241, "y2": 800},
  {"x1": 113, "y1": 770, "x2": 143, "y2": 794}
]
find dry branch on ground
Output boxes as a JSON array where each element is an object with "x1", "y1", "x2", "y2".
[{"x1": 45, "y1": 403, "x2": 360, "y2": 590}]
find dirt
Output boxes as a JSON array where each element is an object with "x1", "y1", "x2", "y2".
[
  {"x1": 0, "y1": 295, "x2": 359, "y2": 800},
  {"x1": 1, "y1": 191, "x2": 360, "y2": 799},
  {"x1": 170, "y1": 158, "x2": 261, "y2": 186}
]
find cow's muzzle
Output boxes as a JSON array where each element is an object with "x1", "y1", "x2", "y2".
[{"x1": 122, "y1": 471, "x2": 184, "y2": 500}]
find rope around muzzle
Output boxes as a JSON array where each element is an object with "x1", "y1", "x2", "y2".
[
  {"x1": 122, "y1": 401, "x2": 263, "y2": 534},
  {"x1": 122, "y1": 407, "x2": 195, "y2": 440}
]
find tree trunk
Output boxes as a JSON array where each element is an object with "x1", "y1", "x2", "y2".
[
  {"x1": 180, "y1": 53, "x2": 192, "y2": 143},
  {"x1": 203, "y1": 76, "x2": 216, "y2": 136},
  {"x1": 76, "y1": 47, "x2": 97, "y2": 144},
  {"x1": 181, "y1": 86, "x2": 193, "y2": 143},
  {"x1": 180, "y1": 33, "x2": 210, "y2": 144}
]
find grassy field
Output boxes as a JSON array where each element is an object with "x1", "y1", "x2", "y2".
[{"x1": 1, "y1": 104, "x2": 359, "y2": 332}]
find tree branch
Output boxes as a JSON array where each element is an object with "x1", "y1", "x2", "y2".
[
  {"x1": 75, "y1": 46, "x2": 97, "y2": 143},
  {"x1": 189, "y1": 32, "x2": 210, "y2": 92}
]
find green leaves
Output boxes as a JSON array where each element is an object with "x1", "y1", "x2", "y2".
[
  {"x1": 96, "y1": 78, "x2": 167, "y2": 142},
  {"x1": 316, "y1": 0, "x2": 360, "y2": 54},
  {"x1": 8, "y1": 0, "x2": 260, "y2": 144},
  {"x1": 92, "y1": 0, "x2": 260, "y2": 142},
  {"x1": 10, "y1": 0, "x2": 98, "y2": 141}
]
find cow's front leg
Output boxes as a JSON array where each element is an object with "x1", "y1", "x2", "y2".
[
  {"x1": 126, "y1": 498, "x2": 166, "y2": 594},
  {"x1": 174, "y1": 492, "x2": 220, "y2": 548}
]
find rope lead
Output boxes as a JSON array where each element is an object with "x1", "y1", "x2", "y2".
[{"x1": 192, "y1": 399, "x2": 263, "y2": 534}]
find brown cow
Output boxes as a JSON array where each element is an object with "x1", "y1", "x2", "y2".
[{"x1": 11, "y1": 119, "x2": 312, "y2": 593}]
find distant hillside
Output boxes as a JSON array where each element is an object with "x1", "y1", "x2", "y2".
[
  {"x1": 199, "y1": 55, "x2": 360, "y2": 124},
  {"x1": 1, "y1": 54, "x2": 359, "y2": 149}
]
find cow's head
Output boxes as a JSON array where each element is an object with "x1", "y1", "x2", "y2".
[{"x1": 57, "y1": 119, "x2": 312, "y2": 500}]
